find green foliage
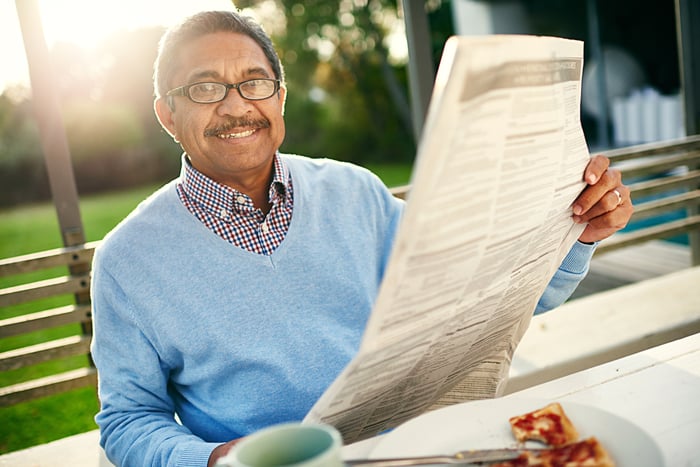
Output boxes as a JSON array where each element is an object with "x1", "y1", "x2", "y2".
[
  {"x1": 0, "y1": 25, "x2": 180, "y2": 208},
  {"x1": 0, "y1": 3, "x2": 424, "y2": 208},
  {"x1": 0, "y1": 95, "x2": 48, "y2": 205},
  {"x1": 265, "y1": 0, "x2": 418, "y2": 163},
  {"x1": 0, "y1": 95, "x2": 42, "y2": 165},
  {"x1": 363, "y1": 163, "x2": 412, "y2": 187},
  {"x1": 63, "y1": 101, "x2": 144, "y2": 161}
]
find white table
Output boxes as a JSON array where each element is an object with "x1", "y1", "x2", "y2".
[
  {"x1": 0, "y1": 430, "x2": 107, "y2": 467},
  {"x1": 342, "y1": 332, "x2": 700, "y2": 465},
  {"x1": 2, "y1": 333, "x2": 699, "y2": 466}
]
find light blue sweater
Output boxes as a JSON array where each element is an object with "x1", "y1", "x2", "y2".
[{"x1": 91, "y1": 154, "x2": 594, "y2": 467}]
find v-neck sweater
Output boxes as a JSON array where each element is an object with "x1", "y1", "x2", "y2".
[{"x1": 91, "y1": 154, "x2": 593, "y2": 467}]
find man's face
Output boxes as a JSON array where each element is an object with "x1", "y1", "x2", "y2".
[{"x1": 156, "y1": 31, "x2": 286, "y2": 188}]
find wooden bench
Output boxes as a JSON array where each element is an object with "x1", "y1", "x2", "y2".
[{"x1": 0, "y1": 241, "x2": 98, "y2": 406}]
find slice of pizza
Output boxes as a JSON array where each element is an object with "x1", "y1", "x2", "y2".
[
  {"x1": 537, "y1": 437, "x2": 615, "y2": 466},
  {"x1": 489, "y1": 453, "x2": 532, "y2": 467},
  {"x1": 491, "y1": 438, "x2": 615, "y2": 467},
  {"x1": 508, "y1": 402, "x2": 579, "y2": 447}
]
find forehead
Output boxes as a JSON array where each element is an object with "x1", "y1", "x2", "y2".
[{"x1": 174, "y1": 31, "x2": 273, "y2": 83}]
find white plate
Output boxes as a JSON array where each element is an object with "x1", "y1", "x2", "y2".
[{"x1": 370, "y1": 398, "x2": 664, "y2": 466}]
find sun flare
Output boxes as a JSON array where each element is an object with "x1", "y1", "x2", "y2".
[
  {"x1": 0, "y1": 0, "x2": 234, "y2": 92},
  {"x1": 35, "y1": 0, "x2": 234, "y2": 48}
]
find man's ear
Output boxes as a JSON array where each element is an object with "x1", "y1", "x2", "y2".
[
  {"x1": 278, "y1": 85, "x2": 287, "y2": 116},
  {"x1": 154, "y1": 98, "x2": 178, "y2": 141}
]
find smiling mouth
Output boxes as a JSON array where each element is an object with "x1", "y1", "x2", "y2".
[
  {"x1": 205, "y1": 118, "x2": 270, "y2": 139},
  {"x1": 217, "y1": 128, "x2": 256, "y2": 139}
]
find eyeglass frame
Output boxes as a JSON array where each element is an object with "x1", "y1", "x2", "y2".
[{"x1": 166, "y1": 78, "x2": 282, "y2": 104}]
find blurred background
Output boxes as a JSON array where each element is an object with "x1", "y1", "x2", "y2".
[{"x1": 0, "y1": 0, "x2": 687, "y2": 208}]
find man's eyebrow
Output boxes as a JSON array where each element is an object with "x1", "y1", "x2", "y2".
[
  {"x1": 188, "y1": 70, "x2": 221, "y2": 82},
  {"x1": 245, "y1": 67, "x2": 273, "y2": 78},
  {"x1": 186, "y1": 67, "x2": 273, "y2": 83}
]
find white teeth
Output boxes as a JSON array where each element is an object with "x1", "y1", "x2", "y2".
[{"x1": 218, "y1": 129, "x2": 255, "y2": 139}]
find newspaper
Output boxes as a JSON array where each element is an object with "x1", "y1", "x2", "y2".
[{"x1": 304, "y1": 35, "x2": 590, "y2": 443}]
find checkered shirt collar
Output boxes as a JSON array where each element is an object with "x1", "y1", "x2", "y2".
[{"x1": 179, "y1": 152, "x2": 291, "y2": 214}]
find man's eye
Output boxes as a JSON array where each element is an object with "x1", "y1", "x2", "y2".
[{"x1": 196, "y1": 83, "x2": 220, "y2": 93}]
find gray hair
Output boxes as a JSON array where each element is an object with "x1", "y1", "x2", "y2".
[{"x1": 153, "y1": 10, "x2": 285, "y2": 100}]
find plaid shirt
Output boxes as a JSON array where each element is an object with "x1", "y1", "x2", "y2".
[{"x1": 176, "y1": 153, "x2": 293, "y2": 256}]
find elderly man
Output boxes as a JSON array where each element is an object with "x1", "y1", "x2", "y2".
[{"x1": 90, "y1": 10, "x2": 633, "y2": 467}]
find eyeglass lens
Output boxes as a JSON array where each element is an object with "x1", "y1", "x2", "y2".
[{"x1": 189, "y1": 80, "x2": 276, "y2": 103}]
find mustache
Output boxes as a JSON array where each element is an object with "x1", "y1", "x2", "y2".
[{"x1": 204, "y1": 117, "x2": 270, "y2": 137}]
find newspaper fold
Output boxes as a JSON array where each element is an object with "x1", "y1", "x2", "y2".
[{"x1": 305, "y1": 34, "x2": 590, "y2": 444}]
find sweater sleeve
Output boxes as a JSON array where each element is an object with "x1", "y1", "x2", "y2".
[
  {"x1": 91, "y1": 255, "x2": 220, "y2": 467},
  {"x1": 534, "y1": 241, "x2": 597, "y2": 314}
]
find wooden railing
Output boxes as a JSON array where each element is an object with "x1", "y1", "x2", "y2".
[
  {"x1": 596, "y1": 135, "x2": 700, "y2": 261},
  {"x1": 1, "y1": 136, "x2": 698, "y2": 408},
  {"x1": 392, "y1": 135, "x2": 700, "y2": 264},
  {"x1": 0, "y1": 241, "x2": 99, "y2": 406}
]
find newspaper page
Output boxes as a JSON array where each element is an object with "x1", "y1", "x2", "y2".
[{"x1": 304, "y1": 35, "x2": 590, "y2": 444}]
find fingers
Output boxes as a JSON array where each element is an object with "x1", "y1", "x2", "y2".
[
  {"x1": 572, "y1": 154, "x2": 636, "y2": 243},
  {"x1": 583, "y1": 154, "x2": 610, "y2": 185},
  {"x1": 612, "y1": 188, "x2": 623, "y2": 206},
  {"x1": 583, "y1": 189, "x2": 633, "y2": 228},
  {"x1": 577, "y1": 197, "x2": 634, "y2": 243},
  {"x1": 208, "y1": 439, "x2": 242, "y2": 467},
  {"x1": 572, "y1": 165, "x2": 623, "y2": 217},
  {"x1": 574, "y1": 182, "x2": 629, "y2": 222}
]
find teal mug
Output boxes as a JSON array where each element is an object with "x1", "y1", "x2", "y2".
[{"x1": 215, "y1": 423, "x2": 344, "y2": 467}]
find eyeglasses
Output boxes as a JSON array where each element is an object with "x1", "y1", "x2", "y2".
[{"x1": 166, "y1": 78, "x2": 281, "y2": 104}]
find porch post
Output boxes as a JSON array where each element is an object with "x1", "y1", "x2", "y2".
[
  {"x1": 401, "y1": 0, "x2": 435, "y2": 141},
  {"x1": 675, "y1": 0, "x2": 700, "y2": 265},
  {"x1": 15, "y1": 0, "x2": 85, "y2": 247}
]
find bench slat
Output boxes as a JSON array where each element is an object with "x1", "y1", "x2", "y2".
[
  {"x1": 0, "y1": 335, "x2": 92, "y2": 372},
  {"x1": 604, "y1": 134, "x2": 700, "y2": 161},
  {"x1": 630, "y1": 189, "x2": 700, "y2": 220},
  {"x1": 1, "y1": 241, "x2": 98, "y2": 408},
  {"x1": 612, "y1": 150, "x2": 700, "y2": 179},
  {"x1": 0, "y1": 367, "x2": 98, "y2": 407},
  {"x1": 598, "y1": 214, "x2": 700, "y2": 254},
  {"x1": 0, "y1": 304, "x2": 92, "y2": 338},
  {"x1": 627, "y1": 169, "x2": 700, "y2": 198},
  {"x1": 0, "y1": 274, "x2": 91, "y2": 307},
  {"x1": 0, "y1": 242, "x2": 97, "y2": 277}
]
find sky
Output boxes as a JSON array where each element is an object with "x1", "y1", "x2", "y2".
[{"x1": 0, "y1": 0, "x2": 237, "y2": 93}]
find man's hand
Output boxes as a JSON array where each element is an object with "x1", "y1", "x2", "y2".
[
  {"x1": 572, "y1": 155, "x2": 634, "y2": 244},
  {"x1": 208, "y1": 439, "x2": 241, "y2": 467}
]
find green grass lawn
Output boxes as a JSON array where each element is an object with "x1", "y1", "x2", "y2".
[{"x1": 0, "y1": 163, "x2": 412, "y2": 454}]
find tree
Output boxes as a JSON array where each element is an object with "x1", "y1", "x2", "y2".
[
  {"x1": 237, "y1": 0, "x2": 417, "y2": 163},
  {"x1": 0, "y1": 92, "x2": 47, "y2": 205}
]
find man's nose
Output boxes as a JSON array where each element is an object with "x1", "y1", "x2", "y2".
[{"x1": 216, "y1": 89, "x2": 254, "y2": 116}]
